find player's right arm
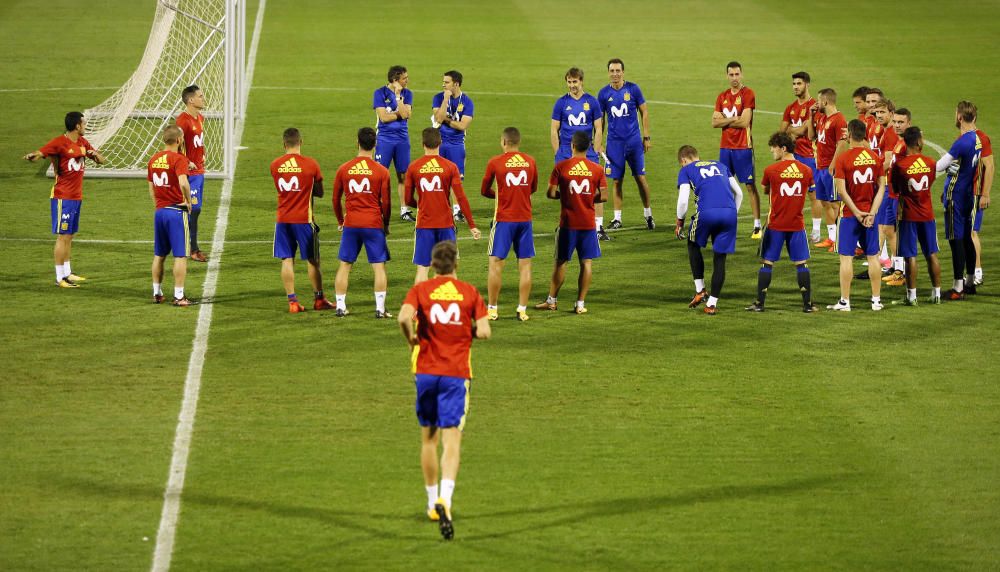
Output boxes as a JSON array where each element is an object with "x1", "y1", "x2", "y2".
[
  {"x1": 404, "y1": 168, "x2": 418, "y2": 208},
  {"x1": 332, "y1": 167, "x2": 346, "y2": 227},
  {"x1": 550, "y1": 119, "x2": 560, "y2": 153},
  {"x1": 179, "y1": 174, "x2": 191, "y2": 208},
  {"x1": 981, "y1": 154, "x2": 994, "y2": 208},
  {"x1": 711, "y1": 111, "x2": 732, "y2": 128},
  {"x1": 397, "y1": 303, "x2": 418, "y2": 350},
  {"x1": 547, "y1": 167, "x2": 560, "y2": 199},
  {"x1": 395, "y1": 88, "x2": 412, "y2": 120},
  {"x1": 474, "y1": 315, "x2": 492, "y2": 340},
  {"x1": 148, "y1": 181, "x2": 156, "y2": 205},
  {"x1": 480, "y1": 160, "x2": 496, "y2": 198},
  {"x1": 728, "y1": 176, "x2": 744, "y2": 211}
]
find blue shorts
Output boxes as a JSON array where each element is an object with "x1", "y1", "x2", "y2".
[
  {"x1": 605, "y1": 136, "x2": 645, "y2": 179},
  {"x1": 154, "y1": 207, "x2": 190, "y2": 258},
  {"x1": 838, "y1": 216, "x2": 879, "y2": 256},
  {"x1": 943, "y1": 197, "x2": 975, "y2": 240},
  {"x1": 689, "y1": 207, "x2": 737, "y2": 254},
  {"x1": 51, "y1": 198, "x2": 81, "y2": 235},
  {"x1": 440, "y1": 143, "x2": 466, "y2": 177},
  {"x1": 974, "y1": 199, "x2": 984, "y2": 232},
  {"x1": 898, "y1": 220, "x2": 939, "y2": 258},
  {"x1": 188, "y1": 174, "x2": 205, "y2": 211},
  {"x1": 375, "y1": 138, "x2": 411, "y2": 174},
  {"x1": 555, "y1": 227, "x2": 601, "y2": 261},
  {"x1": 793, "y1": 154, "x2": 817, "y2": 190},
  {"x1": 339, "y1": 226, "x2": 390, "y2": 264},
  {"x1": 719, "y1": 148, "x2": 755, "y2": 184},
  {"x1": 489, "y1": 221, "x2": 534, "y2": 259},
  {"x1": 273, "y1": 222, "x2": 318, "y2": 260},
  {"x1": 814, "y1": 167, "x2": 838, "y2": 202},
  {"x1": 760, "y1": 229, "x2": 810, "y2": 263},
  {"x1": 876, "y1": 192, "x2": 898, "y2": 226},
  {"x1": 415, "y1": 374, "x2": 470, "y2": 429},
  {"x1": 555, "y1": 146, "x2": 599, "y2": 164},
  {"x1": 413, "y1": 227, "x2": 456, "y2": 266}
]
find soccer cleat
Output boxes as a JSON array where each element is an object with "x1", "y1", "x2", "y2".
[
  {"x1": 646, "y1": 215, "x2": 656, "y2": 230},
  {"x1": 926, "y1": 294, "x2": 942, "y2": 305},
  {"x1": 880, "y1": 258, "x2": 892, "y2": 269},
  {"x1": 516, "y1": 310, "x2": 530, "y2": 322},
  {"x1": 854, "y1": 247, "x2": 864, "y2": 257},
  {"x1": 597, "y1": 226, "x2": 612, "y2": 241},
  {"x1": 827, "y1": 245, "x2": 837, "y2": 253},
  {"x1": 810, "y1": 231, "x2": 821, "y2": 243},
  {"x1": 964, "y1": 283, "x2": 977, "y2": 295},
  {"x1": 453, "y1": 210, "x2": 466, "y2": 222},
  {"x1": 802, "y1": 302, "x2": 818, "y2": 313},
  {"x1": 335, "y1": 308, "x2": 350, "y2": 317},
  {"x1": 884, "y1": 273, "x2": 906, "y2": 287},
  {"x1": 703, "y1": 305, "x2": 717, "y2": 315},
  {"x1": 608, "y1": 219, "x2": 623, "y2": 230},
  {"x1": 153, "y1": 294, "x2": 164, "y2": 304},
  {"x1": 574, "y1": 305, "x2": 588, "y2": 314},
  {"x1": 57, "y1": 278, "x2": 80, "y2": 288},
  {"x1": 881, "y1": 270, "x2": 902, "y2": 282},
  {"x1": 375, "y1": 310, "x2": 393, "y2": 319},
  {"x1": 814, "y1": 238, "x2": 835, "y2": 248},
  {"x1": 190, "y1": 250, "x2": 208, "y2": 262},
  {"x1": 974, "y1": 275, "x2": 984, "y2": 286},
  {"x1": 427, "y1": 507, "x2": 439, "y2": 522},
  {"x1": 853, "y1": 271, "x2": 870, "y2": 280},
  {"x1": 487, "y1": 308, "x2": 499, "y2": 321},
  {"x1": 66, "y1": 273, "x2": 87, "y2": 282},
  {"x1": 891, "y1": 297, "x2": 918, "y2": 306},
  {"x1": 688, "y1": 289, "x2": 708, "y2": 308},
  {"x1": 534, "y1": 299, "x2": 557, "y2": 311},
  {"x1": 744, "y1": 302, "x2": 764, "y2": 312},
  {"x1": 434, "y1": 500, "x2": 453, "y2": 540},
  {"x1": 288, "y1": 301, "x2": 305, "y2": 313},
  {"x1": 313, "y1": 298, "x2": 336, "y2": 311},
  {"x1": 750, "y1": 227, "x2": 763, "y2": 240},
  {"x1": 172, "y1": 297, "x2": 193, "y2": 307},
  {"x1": 871, "y1": 300, "x2": 884, "y2": 311},
  {"x1": 826, "y1": 300, "x2": 851, "y2": 311},
  {"x1": 944, "y1": 289, "x2": 965, "y2": 301},
  {"x1": 400, "y1": 211, "x2": 416, "y2": 222}
]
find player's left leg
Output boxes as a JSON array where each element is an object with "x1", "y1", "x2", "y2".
[
  {"x1": 152, "y1": 255, "x2": 166, "y2": 303},
  {"x1": 609, "y1": 179, "x2": 625, "y2": 229},
  {"x1": 575, "y1": 259, "x2": 592, "y2": 314},
  {"x1": 517, "y1": 258, "x2": 532, "y2": 317},
  {"x1": 627, "y1": 139, "x2": 653, "y2": 229},
  {"x1": 334, "y1": 261, "x2": 352, "y2": 314},
  {"x1": 171, "y1": 254, "x2": 190, "y2": 306},
  {"x1": 420, "y1": 425, "x2": 441, "y2": 519},
  {"x1": 188, "y1": 174, "x2": 207, "y2": 262},
  {"x1": 486, "y1": 256, "x2": 505, "y2": 319}
]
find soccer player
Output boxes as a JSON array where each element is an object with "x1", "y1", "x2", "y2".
[
  {"x1": 712, "y1": 61, "x2": 760, "y2": 238},
  {"x1": 747, "y1": 133, "x2": 816, "y2": 312},
  {"x1": 405, "y1": 128, "x2": 480, "y2": 284},
  {"x1": 935, "y1": 101, "x2": 985, "y2": 299},
  {"x1": 596, "y1": 58, "x2": 654, "y2": 230},
  {"x1": 373, "y1": 65, "x2": 415, "y2": 222},
  {"x1": 176, "y1": 85, "x2": 208, "y2": 262},
  {"x1": 551, "y1": 67, "x2": 609, "y2": 240},
  {"x1": 397, "y1": 240, "x2": 491, "y2": 541},
  {"x1": 870, "y1": 99, "x2": 902, "y2": 277},
  {"x1": 270, "y1": 128, "x2": 334, "y2": 313},
  {"x1": 675, "y1": 145, "x2": 744, "y2": 315},
  {"x1": 971, "y1": 121, "x2": 993, "y2": 287},
  {"x1": 780, "y1": 71, "x2": 822, "y2": 242},
  {"x1": 811, "y1": 88, "x2": 849, "y2": 250},
  {"x1": 24, "y1": 111, "x2": 105, "y2": 288},
  {"x1": 431, "y1": 70, "x2": 474, "y2": 222},
  {"x1": 535, "y1": 131, "x2": 607, "y2": 314},
  {"x1": 852, "y1": 86, "x2": 870, "y2": 121},
  {"x1": 332, "y1": 127, "x2": 393, "y2": 318},
  {"x1": 827, "y1": 119, "x2": 887, "y2": 312},
  {"x1": 481, "y1": 127, "x2": 538, "y2": 322},
  {"x1": 890, "y1": 127, "x2": 942, "y2": 305},
  {"x1": 147, "y1": 126, "x2": 192, "y2": 306}
]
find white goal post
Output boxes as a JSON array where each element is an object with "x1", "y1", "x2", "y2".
[{"x1": 61, "y1": 0, "x2": 247, "y2": 179}]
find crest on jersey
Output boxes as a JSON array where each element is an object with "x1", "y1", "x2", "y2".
[
  {"x1": 457, "y1": 103, "x2": 464, "y2": 113},
  {"x1": 583, "y1": 102, "x2": 590, "y2": 111},
  {"x1": 735, "y1": 96, "x2": 742, "y2": 105},
  {"x1": 624, "y1": 92, "x2": 631, "y2": 102}
]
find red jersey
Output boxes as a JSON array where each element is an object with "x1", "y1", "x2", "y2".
[
  {"x1": 761, "y1": 159, "x2": 814, "y2": 232},
  {"x1": 270, "y1": 153, "x2": 323, "y2": 224},
  {"x1": 814, "y1": 111, "x2": 848, "y2": 169},
  {"x1": 175, "y1": 112, "x2": 206, "y2": 175},
  {"x1": 333, "y1": 157, "x2": 391, "y2": 229},
  {"x1": 867, "y1": 121, "x2": 897, "y2": 158},
  {"x1": 147, "y1": 150, "x2": 190, "y2": 209},
  {"x1": 834, "y1": 147, "x2": 884, "y2": 218},
  {"x1": 977, "y1": 129, "x2": 993, "y2": 197},
  {"x1": 481, "y1": 152, "x2": 538, "y2": 223},
  {"x1": 403, "y1": 275, "x2": 488, "y2": 379},
  {"x1": 782, "y1": 98, "x2": 816, "y2": 157},
  {"x1": 892, "y1": 154, "x2": 936, "y2": 222},
  {"x1": 715, "y1": 86, "x2": 755, "y2": 149},
  {"x1": 550, "y1": 158, "x2": 607, "y2": 230},
  {"x1": 38, "y1": 134, "x2": 94, "y2": 200},
  {"x1": 404, "y1": 155, "x2": 474, "y2": 229}
]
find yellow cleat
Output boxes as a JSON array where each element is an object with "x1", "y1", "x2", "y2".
[
  {"x1": 883, "y1": 271, "x2": 906, "y2": 286},
  {"x1": 57, "y1": 278, "x2": 80, "y2": 288},
  {"x1": 516, "y1": 310, "x2": 530, "y2": 322},
  {"x1": 487, "y1": 308, "x2": 499, "y2": 321},
  {"x1": 67, "y1": 273, "x2": 87, "y2": 282},
  {"x1": 574, "y1": 305, "x2": 588, "y2": 314},
  {"x1": 750, "y1": 227, "x2": 763, "y2": 240},
  {"x1": 434, "y1": 498, "x2": 453, "y2": 540},
  {"x1": 427, "y1": 507, "x2": 440, "y2": 521}
]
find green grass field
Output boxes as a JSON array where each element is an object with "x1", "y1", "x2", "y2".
[{"x1": 2, "y1": 0, "x2": 999, "y2": 569}]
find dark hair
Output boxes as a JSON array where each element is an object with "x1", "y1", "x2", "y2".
[
  {"x1": 502, "y1": 126, "x2": 521, "y2": 146},
  {"x1": 957, "y1": 101, "x2": 977, "y2": 123},
  {"x1": 162, "y1": 125, "x2": 183, "y2": 145},
  {"x1": 283, "y1": 127, "x2": 301, "y2": 148},
  {"x1": 894, "y1": 107, "x2": 912, "y2": 121},
  {"x1": 422, "y1": 127, "x2": 441, "y2": 149},
  {"x1": 902, "y1": 126, "x2": 922, "y2": 148},
  {"x1": 791, "y1": 71, "x2": 810, "y2": 83},
  {"x1": 64, "y1": 111, "x2": 84, "y2": 132},
  {"x1": 768, "y1": 132, "x2": 795, "y2": 153},
  {"x1": 677, "y1": 145, "x2": 699, "y2": 162},
  {"x1": 571, "y1": 131, "x2": 590, "y2": 152},
  {"x1": 357, "y1": 127, "x2": 376, "y2": 151},
  {"x1": 387, "y1": 65, "x2": 407, "y2": 83},
  {"x1": 818, "y1": 88, "x2": 837, "y2": 104},
  {"x1": 726, "y1": 61, "x2": 742, "y2": 71},
  {"x1": 607, "y1": 58, "x2": 625, "y2": 71},
  {"x1": 852, "y1": 86, "x2": 869, "y2": 99},
  {"x1": 444, "y1": 70, "x2": 462, "y2": 86},
  {"x1": 866, "y1": 87, "x2": 884, "y2": 100},
  {"x1": 847, "y1": 119, "x2": 867, "y2": 142},
  {"x1": 182, "y1": 85, "x2": 201, "y2": 104},
  {"x1": 565, "y1": 67, "x2": 584, "y2": 81},
  {"x1": 431, "y1": 241, "x2": 458, "y2": 275}
]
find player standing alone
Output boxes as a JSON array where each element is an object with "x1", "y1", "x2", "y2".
[
  {"x1": 712, "y1": 61, "x2": 760, "y2": 238},
  {"x1": 147, "y1": 126, "x2": 192, "y2": 306},
  {"x1": 373, "y1": 65, "x2": 415, "y2": 222},
  {"x1": 176, "y1": 85, "x2": 208, "y2": 262}
]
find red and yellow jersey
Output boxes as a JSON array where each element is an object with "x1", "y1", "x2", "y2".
[
  {"x1": 550, "y1": 157, "x2": 607, "y2": 230},
  {"x1": 715, "y1": 86, "x2": 755, "y2": 149},
  {"x1": 39, "y1": 135, "x2": 94, "y2": 200},
  {"x1": 147, "y1": 150, "x2": 190, "y2": 209},
  {"x1": 333, "y1": 157, "x2": 391, "y2": 228},
  {"x1": 814, "y1": 112, "x2": 848, "y2": 169},
  {"x1": 761, "y1": 159, "x2": 813, "y2": 232},
  {"x1": 782, "y1": 98, "x2": 816, "y2": 158},
  {"x1": 175, "y1": 112, "x2": 205, "y2": 175},
  {"x1": 405, "y1": 155, "x2": 474, "y2": 229},
  {"x1": 481, "y1": 151, "x2": 538, "y2": 223},
  {"x1": 834, "y1": 147, "x2": 884, "y2": 218},
  {"x1": 270, "y1": 153, "x2": 323, "y2": 224},
  {"x1": 977, "y1": 129, "x2": 993, "y2": 197},
  {"x1": 404, "y1": 276, "x2": 488, "y2": 379},
  {"x1": 892, "y1": 154, "x2": 936, "y2": 222}
]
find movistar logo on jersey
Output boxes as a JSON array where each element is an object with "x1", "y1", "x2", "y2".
[
  {"x1": 505, "y1": 154, "x2": 530, "y2": 168},
  {"x1": 429, "y1": 280, "x2": 464, "y2": 301},
  {"x1": 853, "y1": 151, "x2": 877, "y2": 166},
  {"x1": 568, "y1": 161, "x2": 592, "y2": 176},
  {"x1": 420, "y1": 158, "x2": 445, "y2": 173},
  {"x1": 781, "y1": 163, "x2": 805, "y2": 179},
  {"x1": 610, "y1": 103, "x2": 629, "y2": 118},
  {"x1": 278, "y1": 156, "x2": 302, "y2": 173},
  {"x1": 907, "y1": 157, "x2": 931, "y2": 175},
  {"x1": 151, "y1": 155, "x2": 170, "y2": 170},
  {"x1": 348, "y1": 159, "x2": 373, "y2": 175}
]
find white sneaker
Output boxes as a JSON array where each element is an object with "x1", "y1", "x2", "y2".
[
  {"x1": 871, "y1": 299, "x2": 884, "y2": 311},
  {"x1": 810, "y1": 231, "x2": 821, "y2": 243},
  {"x1": 826, "y1": 300, "x2": 851, "y2": 311},
  {"x1": 974, "y1": 275, "x2": 983, "y2": 286}
]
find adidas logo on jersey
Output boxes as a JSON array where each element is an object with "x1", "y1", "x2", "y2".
[
  {"x1": 278, "y1": 156, "x2": 302, "y2": 173},
  {"x1": 567, "y1": 161, "x2": 592, "y2": 176},
  {"x1": 907, "y1": 157, "x2": 931, "y2": 175},
  {"x1": 348, "y1": 159, "x2": 373, "y2": 175},
  {"x1": 853, "y1": 151, "x2": 877, "y2": 166},
  {"x1": 781, "y1": 163, "x2": 805, "y2": 179},
  {"x1": 419, "y1": 158, "x2": 445, "y2": 173},
  {"x1": 505, "y1": 154, "x2": 530, "y2": 168},
  {"x1": 429, "y1": 280, "x2": 465, "y2": 301},
  {"x1": 151, "y1": 155, "x2": 170, "y2": 170}
]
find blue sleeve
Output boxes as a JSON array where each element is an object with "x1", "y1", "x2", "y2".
[
  {"x1": 589, "y1": 95, "x2": 601, "y2": 122},
  {"x1": 632, "y1": 84, "x2": 646, "y2": 106},
  {"x1": 949, "y1": 136, "x2": 967, "y2": 158},
  {"x1": 596, "y1": 87, "x2": 607, "y2": 114},
  {"x1": 403, "y1": 89, "x2": 413, "y2": 105},
  {"x1": 677, "y1": 165, "x2": 688, "y2": 187},
  {"x1": 432, "y1": 92, "x2": 443, "y2": 109},
  {"x1": 551, "y1": 98, "x2": 563, "y2": 122},
  {"x1": 372, "y1": 88, "x2": 383, "y2": 110},
  {"x1": 463, "y1": 95, "x2": 474, "y2": 117}
]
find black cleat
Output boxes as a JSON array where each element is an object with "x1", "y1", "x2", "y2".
[
  {"x1": 645, "y1": 215, "x2": 656, "y2": 230},
  {"x1": 608, "y1": 219, "x2": 623, "y2": 230},
  {"x1": 374, "y1": 310, "x2": 393, "y2": 319},
  {"x1": 853, "y1": 271, "x2": 870, "y2": 280},
  {"x1": 453, "y1": 211, "x2": 466, "y2": 222},
  {"x1": 597, "y1": 226, "x2": 612, "y2": 241},
  {"x1": 435, "y1": 502, "x2": 454, "y2": 540},
  {"x1": 744, "y1": 302, "x2": 765, "y2": 312},
  {"x1": 803, "y1": 302, "x2": 818, "y2": 313},
  {"x1": 400, "y1": 211, "x2": 416, "y2": 222},
  {"x1": 964, "y1": 283, "x2": 977, "y2": 295}
]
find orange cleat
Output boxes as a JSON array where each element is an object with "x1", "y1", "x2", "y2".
[
  {"x1": 688, "y1": 289, "x2": 708, "y2": 308},
  {"x1": 313, "y1": 297, "x2": 336, "y2": 311},
  {"x1": 289, "y1": 301, "x2": 305, "y2": 313}
]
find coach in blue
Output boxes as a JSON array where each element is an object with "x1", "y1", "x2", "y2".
[{"x1": 373, "y1": 65, "x2": 415, "y2": 222}]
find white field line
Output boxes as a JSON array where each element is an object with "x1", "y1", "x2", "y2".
[
  {"x1": 0, "y1": 86, "x2": 118, "y2": 93},
  {"x1": 149, "y1": 1, "x2": 267, "y2": 571}
]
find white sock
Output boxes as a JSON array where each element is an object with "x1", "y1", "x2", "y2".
[
  {"x1": 55, "y1": 265, "x2": 65, "y2": 282},
  {"x1": 374, "y1": 291, "x2": 386, "y2": 312},
  {"x1": 827, "y1": 224, "x2": 837, "y2": 240},
  {"x1": 452, "y1": 204, "x2": 461, "y2": 214},
  {"x1": 174, "y1": 287, "x2": 184, "y2": 299},
  {"x1": 954, "y1": 279, "x2": 964, "y2": 292},
  {"x1": 613, "y1": 210, "x2": 622, "y2": 221},
  {"x1": 400, "y1": 206, "x2": 408, "y2": 215},
  {"x1": 516, "y1": 305, "x2": 526, "y2": 313},
  {"x1": 575, "y1": 300, "x2": 585, "y2": 308},
  {"x1": 153, "y1": 283, "x2": 163, "y2": 296},
  {"x1": 707, "y1": 295, "x2": 718, "y2": 307},
  {"x1": 487, "y1": 304, "x2": 497, "y2": 311},
  {"x1": 880, "y1": 243, "x2": 889, "y2": 259},
  {"x1": 335, "y1": 294, "x2": 347, "y2": 310},
  {"x1": 63, "y1": 261, "x2": 72, "y2": 277},
  {"x1": 643, "y1": 207, "x2": 652, "y2": 217},
  {"x1": 596, "y1": 216, "x2": 604, "y2": 228},
  {"x1": 546, "y1": 295, "x2": 557, "y2": 304},
  {"x1": 753, "y1": 219, "x2": 761, "y2": 228},
  {"x1": 933, "y1": 286, "x2": 941, "y2": 297},
  {"x1": 440, "y1": 479, "x2": 455, "y2": 507},
  {"x1": 812, "y1": 218, "x2": 822, "y2": 233},
  {"x1": 975, "y1": 267, "x2": 983, "y2": 279},
  {"x1": 694, "y1": 279, "x2": 705, "y2": 292},
  {"x1": 425, "y1": 484, "x2": 439, "y2": 509},
  {"x1": 907, "y1": 288, "x2": 917, "y2": 301}
]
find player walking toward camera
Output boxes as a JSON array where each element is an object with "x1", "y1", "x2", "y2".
[
  {"x1": 25, "y1": 111, "x2": 106, "y2": 288},
  {"x1": 827, "y1": 119, "x2": 887, "y2": 312},
  {"x1": 270, "y1": 128, "x2": 334, "y2": 313},
  {"x1": 397, "y1": 241, "x2": 491, "y2": 541},
  {"x1": 148, "y1": 126, "x2": 192, "y2": 306},
  {"x1": 405, "y1": 128, "x2": 480, "y2": 284},
  {"x1": 811, "y1": 88, "x2": 849, "y2": 250},
  {"x1": 431, "y1": 70, "x2": 475, "y2": 222},
  {"x1": 675, "y1": 145, "x2": 743, "y2": 315},
  {"x1": 333, "y1": 127, "x2": 393, "y2": 318},
  {"x1": 176, "y1": 84, "x2": 208, "y2": 262},
  {"x1": 712, "y1": 61, "x2": 760, "y2": 238},
  {"x1": 596, "y1": 58, "x2": 654, "y2": 230},
  {"x1": 373, "y1": 65, "x2": 415, "y2": 222},
  {"x1": 481, "y1": 127, "x2": 538, "y2": 322},
  {"x1": 780, "y1": 71, "x2": 822, "y2": 242},
  {"x1": 747, "y1": 133, "x2": 815, "y2": 312}
]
